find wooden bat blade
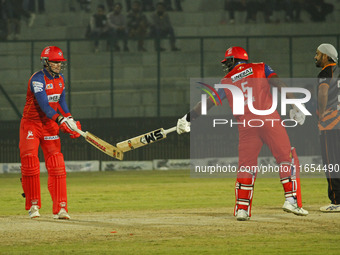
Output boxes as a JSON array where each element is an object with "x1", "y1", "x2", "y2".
[
  {"x1": 85, "y1": 132, "x2": 123, "y2": 160},
  {"x1": 116, "y1": 127, "x2": 176, "y2": 152}
]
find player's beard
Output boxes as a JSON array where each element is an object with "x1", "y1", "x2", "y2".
[{"x1": 315, "y1": 59, "x2": 322, "y2": 68}]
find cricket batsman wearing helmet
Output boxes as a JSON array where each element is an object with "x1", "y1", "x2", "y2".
[
  {"x1": 19, "y1": 46, "x2": 81, "y2": 219},
  {"x1": 177, "y1": 46, "x2": 308, "y2": 221}
]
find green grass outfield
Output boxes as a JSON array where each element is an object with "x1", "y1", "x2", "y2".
[{"x1": 1, "y1": 170, "x2": 339, "y2": 254}]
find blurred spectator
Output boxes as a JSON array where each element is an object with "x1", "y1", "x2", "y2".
[
  {"x1": 150, "y1": 2, "x2": 180, "y2": 51},
  {"x1": 106, "y1": 0, "x2": 115, "y2": 11},
  {"x1": 4, "y1": 0, "x2": 35, "y2": 40},
  {"x1": 0, "y1": 0, "x2": 8, "y2": 40},
  {"x1": 107, "y1": 2, "x2": 129, "y2": 51},
  {"x1": 278, "y1": 0, "x2": 303, "y2": 23},
  {"x1": 141, "y1": 0, "x2": 154, "y2": 11},
  {"x1": 304, "y1": 0, "x2": 333, "y2": 22},
  {"x1": 127, "y1": 0, "x2": 148, "y2": 51},
  {"x1": 23, "y1": 0, "x2": 45, "y2": 14},
  {"x1": 163, "y1": 0, "x2": 182, "y2": 11},
  {"x1": 85, "y1": 4, "x2": 110, "y2": 52},
  {"x1": 107, "y1": 0, "x2": 149, "y2": 12},
  {"x1": 70, "y1": 0, "x2": 91, "y2": 12},
  {"x1": 221, "y1": 0, "x2": 259, "y2": 24}
]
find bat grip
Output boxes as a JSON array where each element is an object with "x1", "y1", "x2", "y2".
[
  {"x1": 164, "y1": 126, "x2": 177, "y2": 135},
  {"x1": 73, "y1": 127, "x2": 86, "y2": 138}
]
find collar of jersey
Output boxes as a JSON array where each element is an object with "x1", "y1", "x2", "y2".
[
  {"x1": 43, "y1": 68, "x2": 60, "y2": 79},
  {"x1": 322, "y1": 63, "x2": 337, "y2": 70},
  {"x1": 233, "y1": 61, "x2": 247, "y2": 69}
]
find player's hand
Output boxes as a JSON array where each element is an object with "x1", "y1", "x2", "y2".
[
  {"x1": 70, "y1": 120, "x2": 81, "y2": 139},
  {"x1": 289, "y1": 105, "x2": 306, "y2": 125},
  {"x1": 58, "y1": 116, "x2": 78, "y2": 134},
  {"x1": 177, "y1": 114, "x2": 191, "y2": 134}
]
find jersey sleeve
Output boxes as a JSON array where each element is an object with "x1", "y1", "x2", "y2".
[
  {"x1": 30, "y1": 73, "x2": 59, "y2": 120},
  {"x1": 264, "y1": 64, "x2": 276, "y2": 78},
  {"x1": 317, "y1": 68, "x2": 332, "y2": 87},
  {"x1": 58, "y1": 88, "x2": 71, "y2": 117}
]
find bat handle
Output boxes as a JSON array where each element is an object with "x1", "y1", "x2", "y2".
[
  {"x1": 73, "y1": 127, "x2": 87, "y2": 138},
  {"x1": 164, "y1": 126, "x2": 177, "y2": 135}
]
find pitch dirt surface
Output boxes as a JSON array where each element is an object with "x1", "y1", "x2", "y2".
[
  {"x1": 1, "y1": 170, "x2": 340, "y2": 254},
  {"x1": 1, "y1": 206, "x2": 340, "y2": 254}
]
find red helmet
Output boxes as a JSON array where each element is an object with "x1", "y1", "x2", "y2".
[
  {"x1": 221, "y1": 46, "x2": 248, "y2": 63},
  {"x1": 40, "y1": 46, "x2": 66, "y2": 62}
]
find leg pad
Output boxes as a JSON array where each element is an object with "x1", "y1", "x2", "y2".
[
  {"x1": 21, "y1": 154, "x2": 41, "y2": 210},
  {"x1": 46, "y1": 153, "x2": 68, "y2": 214}
]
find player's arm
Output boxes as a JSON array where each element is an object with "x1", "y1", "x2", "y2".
[
  {"x1": 30, "y1": 78, "x2": 60, "y2": 121},
  {"x1": 177, "y1": 88, "x2": 226, "y2": 134},
  {"x1": 317, "y1": 83, "x2": 329, "y2": 120},
  {"x1": 266, "y1": 65, "x2": 306, "y2": 125},
  {"x1": 269, "y1": 74, "x2": 295, "y2": 99},
  {"x1": 31, "y1": 76, "x2": 80, "y2": 137}
]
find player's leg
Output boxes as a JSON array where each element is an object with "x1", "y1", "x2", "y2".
[
  {"x1": 41, "y1": 123, "x2": 70, "y2": 219},
  {"x1": 19, "y1": 119, "x2": 41, "y2": 218},
  {"x1": 261, "y1": 122, "x2": 308, "y2": 215},
  {"x1": 234, "y1": 127, "x2": 263, "y2": 220},
  {"x1": 320, "y1": 130, "x2": 340, "y2": 212}
]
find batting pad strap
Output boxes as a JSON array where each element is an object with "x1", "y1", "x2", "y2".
[
  {"x1": 280, "y1": 177, "x2": 291, "y2": 184},
  {"x1": 236, "y1": 199, "x2": 250, "y2": 206},
  {"x1": 236, "y1": 182, "x2": 254, "y2": 191},
  {"x1": 284, "y1": 191, "x2": 297, "y2": 198}
]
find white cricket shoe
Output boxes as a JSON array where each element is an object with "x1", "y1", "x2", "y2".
[
  {"x1": 320, "y1": 204, "x2": 340, "y2": 212},
  {"x1": 28, "y1": 205, "x2": 40, "y2": 219},
  {"x1": 282, "y1": 201, "x2": 308, "y2": 216},
  {"x1": 53, "y1": 208, "x2": 71, "y2": 220},
  {"x1": 236, "y1": 209, "x2": 250, "y2": 221}
]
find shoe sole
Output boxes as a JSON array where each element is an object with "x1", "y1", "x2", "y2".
[
  {"x1": 237, "y1": 217, "x2": 250, "y2": 221},
  {"x1": 320, "y1": 209, "x2": 340, "y2": 213},
  {"x1": 282, "y1": 208, "x2": 308, "y2": 216}
]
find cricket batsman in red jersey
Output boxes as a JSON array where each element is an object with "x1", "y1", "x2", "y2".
[
  {"x1": 177, "y1": 46, "x2": 308, "y2": 221},
  {"x1": 19, "y1": 46, "x2": 81, "y2": 219}
]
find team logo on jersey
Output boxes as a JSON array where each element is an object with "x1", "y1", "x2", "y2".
[
  {"x1": 46, "y1": 83, "x2": 53, "y2": 89},
  {"x1": 47, "y1": 94, "x2": 60, "y2": 102},
  {"x1": 59, "y1": 82, "x2": 62, "y2": 88},
  {"x1": 32, "y1": 81, "x2": 44, "y2": 93},
  {"x1": 27, "y1": 131, "x2": 34, "y2": 139},
  {"x1": 231, "y1": 68, "x2": 253, "y2": 83},
  {"x1": 44, "y1": 135, "x2": 59, "y2": 140}
]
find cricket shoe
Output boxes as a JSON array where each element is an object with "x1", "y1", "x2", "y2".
[
  {"x1": 28, "y1": 205, "x2": 40, "y2": 219},
  {"x1": 53, "y1": 208, "x2": 70, "y2": 220},
  {"x1": 282, "y1": 201, "x2": 308, "y2": 216},
  {"x1": 320, "y1": 204, "x2": 340, "y2": 212},
  {"x1": 236, "y1": 209, "x2": 250, "y2": 221}
]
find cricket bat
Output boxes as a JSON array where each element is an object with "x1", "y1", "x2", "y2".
[
  {"x1": 74, "y1": 128, "x2": 123, "y2": 160},
  {"x1": 116, "y1": 126, "x2": 177, "y2": 152}
]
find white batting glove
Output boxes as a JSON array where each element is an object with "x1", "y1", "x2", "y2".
[
  {"x1": 176, "y1": 114, "x2": 191, "y2": 134},
  {"x1": 289, "y1": 105, "x2": 306, "y2": 125}
]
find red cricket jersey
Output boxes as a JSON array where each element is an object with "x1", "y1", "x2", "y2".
[
  {"x1": 221, "y1": 62, "x2": 277, "y2": 121},
  {"x1": 22, "y1": 69, "x2": 70, "y2": 123}
]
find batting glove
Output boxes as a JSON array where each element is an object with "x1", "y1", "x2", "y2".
[
  {"x1": 177, "y1": 114, "x2": 191, "y2": 134},
  {"x1": 58, "y1": 116, "x2": 78, "y2": 134},
  {"x1": 289, "y1": 105, "x2": 306, "y2": 125},
  {"x1": 69, "y1": 119, "x2": 81, "y2": 139}
]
